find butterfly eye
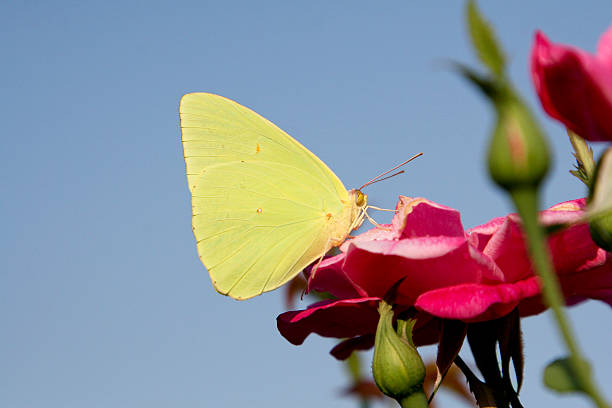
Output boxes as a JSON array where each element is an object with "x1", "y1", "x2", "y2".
[{"x1": 355, "y1": 190, "x2": 366, "y2": 207}]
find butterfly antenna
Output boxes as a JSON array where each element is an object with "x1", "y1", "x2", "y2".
[
  {"x1": 363, "y1": 170, "x2": 405, "y2": 186},
  {"x1": 359, "y1": 153, "x2": 423, "y2": 190}
]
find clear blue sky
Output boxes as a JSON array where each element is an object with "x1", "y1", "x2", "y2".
[{"x1": 2, "y1": 1, "x2": 611, "y2": 407}]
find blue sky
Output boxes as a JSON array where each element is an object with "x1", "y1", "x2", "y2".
[{"x1": 2, "y1": 1, "x2": 611, "y2": 407}]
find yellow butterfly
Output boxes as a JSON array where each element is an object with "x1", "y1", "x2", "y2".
[{"x1": 180, "y1": 93, "x2": 368, "y2": 300}]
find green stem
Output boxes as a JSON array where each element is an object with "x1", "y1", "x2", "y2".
[
  {"x1": 399, "y1": 390, "x2": 428, "y2": 408},
  {"x1": 510, "y1": 187, "x2": 609, "y2": 408}
]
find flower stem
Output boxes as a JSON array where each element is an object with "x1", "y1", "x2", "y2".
[
  {"x1": 510, "y1": 186, "x2": 609, "y2": 408},
  {"x1": 399, "y1": 390, "x2": 428, "y2": 408}
]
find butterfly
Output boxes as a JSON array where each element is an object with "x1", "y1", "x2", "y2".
[{"x1": 180, "y1": 93, "x2": 368, "y2": 300}]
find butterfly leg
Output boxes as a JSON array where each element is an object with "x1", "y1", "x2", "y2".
[
  {"x1": 309, "y1": 237, "x2": 333, "y2": 283},
  {"x1": 367, "y1": 205, "x2": 398, "y2": 212},
  {"x1": 364, "y1": 207, "x2": 392, "y2": 231}
]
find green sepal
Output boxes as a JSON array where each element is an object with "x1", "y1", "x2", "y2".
[
  {"x1": 588, "y1": 146, "x2": 612, "y2": 251},
  {"x1": 396, "y1": 318, "x2": 417, "y2": 347},
  {"x1": 466, "y1": 0, "x2": 506, "y2": 78},
  {"x1": 568, "y1": 130, "x2": 595, "y2": 187}
]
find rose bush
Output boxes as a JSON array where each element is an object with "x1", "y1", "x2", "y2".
[{"x1": 277, "y1": 197, "x2": 611, "y2": 358}]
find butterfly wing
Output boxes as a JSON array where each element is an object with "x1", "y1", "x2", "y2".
[{"x1": 180, "y1": 93, "x2": 351, "y2": 299}]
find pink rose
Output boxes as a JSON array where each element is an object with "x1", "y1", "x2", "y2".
[
  {"x1": 277, "y1": 197, "x2": 611, "y2": 358},
  {"x1": 417, "y1": 199, "x2": 611, "y2": 320},
  {"x1": 530, "y1": 25, "x2": 612, "y2": 142}
]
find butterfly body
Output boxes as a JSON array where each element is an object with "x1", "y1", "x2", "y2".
[{"x1": 180, "y1": 93, "x2": 366, "y2": 299}]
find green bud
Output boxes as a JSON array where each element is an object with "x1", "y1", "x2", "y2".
[
  {"x1": 487, "y1": 88, "x2": 551, "y2": 190},
  {"x1": 588, "y1": 147, "x2": 612, "y2": 251},
  {"x1": 590, "y1": 212, "x2": 612, "y2": 252},
  {"x1": 453, "y1": 63, "x2": 550, "y2": 192},
  {"x1": 372, "y1": 301, "x2": 427, "y2": 407}
]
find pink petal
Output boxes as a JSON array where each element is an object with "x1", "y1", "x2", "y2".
[
  {"x1": 597, "y1": 24, "x2": 612, "y2": 70},
  {"x1": 392, "y1": 197, "x2": 465, "y2": 239},
  {"x1": 338, "y1": 224, "x2": 394, "y2": 253},
  {"x1": 560, "y1": 255, "x2": 612, "y2": 302},
  {"x1": 342, "y1": 236, "x2": 503, "y2": 305},
  {"x1": 276, "y1": 298, "x2": 381, "y2": 346},
  {"x1": 467, "y1": 216, "x2": 506, "y2": 251},
  {"x1": 307, "y1": 254, "x2": 368, "y2": 299},
  {"x1": 548, "y1": 223, "x2": 604, "y2": 276},
  {"x1": 415, "y1": 278, "x2": 541, "y2": 322},
  {"x1": 329, "y1": 312, "x2": 442, "y2": 358},
  {"x1": 530, "y1": 30, "x2": 612, "y2": 142},
  {"x1": 480, "y1": 198, "x2": 599, "y2": 282},
  {"x1": 540, "y1": 197, "x2": 586, "y2": 222},
  {"x1": 518, "y1": 257, "x2": 612, "y2": 317},
  {"x1": 330, "y1": 335, "x2": 375, "y2": 360},
  {"x1": 467, "y1": 198, "x2": 585, "y2": 252},
  {"x1": 480, "y1": 216, "x2": 532, "y2": 282},
  {"x1": 517, "y1": 293, "x2": 586, "y2": 317},
  {"x1": 411, "y1": 313, "x2": 444, "y2": 346},
  {"x1": 328, "y1": 313, "x2": 442, "y2": 359}
]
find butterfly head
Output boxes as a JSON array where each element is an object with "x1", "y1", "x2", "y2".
[
  {"x1": 347, "y1": 189, "x2": 367, "y2": 216},
  {"x1": 353, "y1": 189, "x2": 367, "y2": 208},
  {"x1": 342, "y1": 189, "x2": 367, "y2": 235}
]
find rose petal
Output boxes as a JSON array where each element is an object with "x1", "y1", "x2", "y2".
[
  {"x1": 415, "y1": 278, "x2": 541, "y2": 322},
  {"x1": 597, "y1": 24, "x2": 612, "y2": 70},
  {"x1": 330, "y1": 335, "x2": 375, "y2": 360},
  {"x1": 393, "y1": 197, "x2": 465, "y2": 239},
  {"x1": 343, "y1": 236, "x2": 502, "y2": 304},
  {"x1": 560, "y1": 256, "x2": 612, "y2": 302},
  {"x1": 467, "y1": 216, "x2": 506, "y2": 251},
  {"x1": 530, "y1": 30, "x2": 612, "y2": 142},
  {"x1": 479, "y1": 199, "x2": 600, "y2": 283},
  {"x1": 307, "y1": 253, "x2": 367, "y2": 299},
  {"x1": 276, "y1": 298, "x2": 380, "y2": 345}
]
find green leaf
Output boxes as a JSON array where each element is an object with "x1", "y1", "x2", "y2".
[
  {"x1": 543, "y1": 357, "x2": 590, "y2": 393},
  {"x1": 449, "y1": 61, "x2": 499, "y2": 100},
  {"x1": 466, "y1": 0, "x2": 506, "y2": 78}
]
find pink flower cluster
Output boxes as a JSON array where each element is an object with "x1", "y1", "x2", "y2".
[
  {"x1": 531, "y1": 24, "x2": 612, "y2": 142},
  {"x1": 277, "y1": 197, "x2": 611, "y2": 358}
]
